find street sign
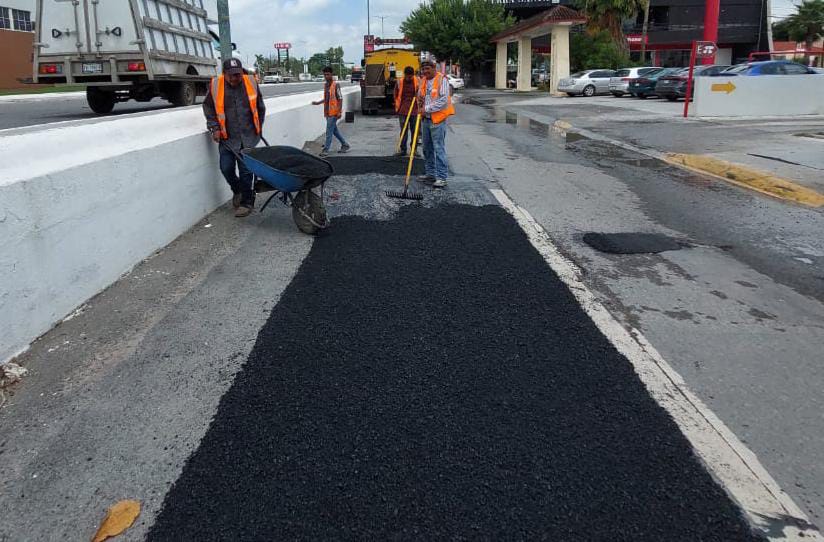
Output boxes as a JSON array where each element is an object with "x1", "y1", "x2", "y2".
[
  {"x1": 696, "y1": 41, "x2": 717, "y2": 58},
  {"x1": 683, "y1": 40, "x2": 718, "y2": 117},
  {"x1": 375, "y1": 37, "x2": 410, "y2": 45},
  {"x1": 364, "y1": 35, "x2": 375, "y2": 53},
  {"x1": 273, "y1": 42, "x2": 292, "y2": 50},
  {"x1": 710, "y1": 81, "x2": 736, "y2": 94}
]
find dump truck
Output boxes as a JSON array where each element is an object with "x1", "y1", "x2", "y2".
[
  {"x1": 360, "y1": 48, "x2": 420, "y2": 115},
  {"x1": 32, "y1": 0, "x2": 220, "y2": 114}
]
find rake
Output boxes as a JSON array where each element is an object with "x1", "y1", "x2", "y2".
[{"x1": 386, "y1": 104, "x2": 423, "y2": 201}]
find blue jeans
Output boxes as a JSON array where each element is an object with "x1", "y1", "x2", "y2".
[
  {"x1": 219, "y1": 146, "x2": 255, "y2": 207},
  {"x1": 420, "y1": 118, "x2": 448, "y2": 180},
  {"x1": 324, "y1": 116, "x2": 347, "y2": 151}
]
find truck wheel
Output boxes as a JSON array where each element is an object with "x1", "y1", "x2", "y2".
[
  {"x1": 86, "y1": 87, "x2": 116, "y2": 115},
  {"x1": 169, "y1": 82, "x2": 196, "y2": 107}
]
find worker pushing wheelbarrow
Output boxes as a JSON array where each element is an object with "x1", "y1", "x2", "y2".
[{"x1": 220, "y1": 138, "x2": 334, "y2": 235}]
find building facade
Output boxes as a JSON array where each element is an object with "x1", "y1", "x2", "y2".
[
  {"x1": 0, "y1": 0, "x2": 36, "y2": 89},
  {"x1": 496, "y1": 0, "x2": 770, "y2": 68}
]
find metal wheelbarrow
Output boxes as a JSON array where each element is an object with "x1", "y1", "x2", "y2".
[{"x1": 221, "y1": 138, "x2": 334, "y2": 235}]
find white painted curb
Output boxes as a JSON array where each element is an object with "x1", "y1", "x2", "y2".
[{"x1": 491, "y1": 188, "x2": 822, "y2": 541}]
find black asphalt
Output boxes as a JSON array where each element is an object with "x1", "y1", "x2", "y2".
[
  {"x1": 582, "y1": 232, "x2": 686, "y2": 254},
  {"x1": 324, "y1": 155, "x2": 425, "y2": 175},
  {"x1": 148, "y1": 204, "x2": 763, "y2": 541}
]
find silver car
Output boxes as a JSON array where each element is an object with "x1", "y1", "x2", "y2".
[
  {"x1": 608, "y1": 67, "x2": 658, "y2": 96},
  {"x1": 558, "y1": 69, "x2": 617, "y2": 97}
]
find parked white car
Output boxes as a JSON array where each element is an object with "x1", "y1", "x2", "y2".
[
  {"x1": 263, "y1": 73, "x2": 283, "y2": 84},
  {"x1": 608, "y1": 67, "x2": 658, "y2": 97},
  {"x1": 558, "y1": 70, "x2": 617, "y2": 97},
  {"x1": 447, "y1": 74, "x2": 465, "y2": 90}
]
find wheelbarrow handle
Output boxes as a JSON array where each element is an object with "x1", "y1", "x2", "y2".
[
  {"x1": 218, "y1": 140, "x2": 244, "y2": 162},
  {"x1": 218, "y1": 135, "x2": 271, "y2": 161}
]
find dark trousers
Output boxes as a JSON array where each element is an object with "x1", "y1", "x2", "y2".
[
  {"x1": 398, "y1": 115, "x2": 410, "y2": 154},
  {"x1": 219, "y1": 145, "x2": 255, "y2": 208}
]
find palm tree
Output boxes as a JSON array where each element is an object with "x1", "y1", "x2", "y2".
[
  {"x1": 575, "y1": 0, "x2": 647, "y2": 48},
  {"x1": 782, "y1": 0, "x2": 824, "y2": 65}
]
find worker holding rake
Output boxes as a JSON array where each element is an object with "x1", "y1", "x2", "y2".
[
  {"x1": 393, "y1": 66, "x2": 419, "y2": 158},
  {"x1": 417, "y1": 59, "x2": 454, "y2": 189}
]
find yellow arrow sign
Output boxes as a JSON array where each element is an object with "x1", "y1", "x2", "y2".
[{"x1": 711, "y1": 81, "x2": 736, "y2": 94}]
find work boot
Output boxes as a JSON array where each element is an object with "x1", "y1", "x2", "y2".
[
  {"x1": 339, "y1": 144, "x2": 351, "y2": 154},
  {"x1": 433, "y1": 179, "x2": 448, "y2": 189},
  {"x1": 235, "y1": 205, "x2": 253, "y2": 218},
  {"x1": 418, "y1": 175, "x2": 435, "y2": 184},
  {"x1": 319, "y1": 149, "x2": 330, "y2": 157},
  {"x1": 232, "y1": 193, "x2": 242, "y2": 209}
]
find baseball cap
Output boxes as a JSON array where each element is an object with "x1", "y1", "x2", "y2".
[{"x1": 222, "y1": 58, "x2": 243, "y2": 75}]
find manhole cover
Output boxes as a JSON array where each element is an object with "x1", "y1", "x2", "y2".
[{"x1": 583, "y1": 232, "x2": 686, "y2": 254}]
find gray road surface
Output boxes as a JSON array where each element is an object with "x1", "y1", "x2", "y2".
[
  {"x1": 0, "y1": 100, "x2": 821, "y2": 540},
  {"x1": 0, "y1": 82, "x2": 327, "y2": 130}
]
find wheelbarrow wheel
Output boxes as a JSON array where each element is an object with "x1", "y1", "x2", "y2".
[{"x1": 292, "y1": 189, "x2": 328, "y2": 235}]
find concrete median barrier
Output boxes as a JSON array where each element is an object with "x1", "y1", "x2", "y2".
[
  {"x1": 692, "y1": 75, "x2": 824, "y2": 117},
  {"x1": 0, "y1": 87, "x2": 360, "y2": 364}
]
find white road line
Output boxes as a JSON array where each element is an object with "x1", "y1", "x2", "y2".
[{"x1": 490, "y1": 187, "x2": 821, "y2": 541}]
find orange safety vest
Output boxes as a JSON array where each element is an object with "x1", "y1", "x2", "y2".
[
  {"x1": 394, "y1": 76, "x2": 419, "y2": 113},
  {"x1": 210, "y1": 74, "x2": 261, "y2": 140},
  {"x1": 325, "y1": 80, "x2": 342, "y2": 118},
  {"x1": 419, "y1": 72, "x2": 455, "y2": 125}
]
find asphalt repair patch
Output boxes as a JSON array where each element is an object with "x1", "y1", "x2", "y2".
[
  {"x1": 583, "y1": 232, "x2": 687, "y2": 254},
  {"x1": 148, "y1": 205, "x2": 763, "y2": 541}
]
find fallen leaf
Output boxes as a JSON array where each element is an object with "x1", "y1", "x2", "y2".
[{"x1": 91, "y1": 500, "x2": 141, "y2": 542}]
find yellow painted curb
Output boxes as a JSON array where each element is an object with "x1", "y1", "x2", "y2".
[{"x1": 665, "y1": 153, "x2": 824, "y2": 208}]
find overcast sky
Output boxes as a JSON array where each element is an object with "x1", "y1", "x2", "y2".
[{"x1": 227, "y1": 0, "x2": 422, "y2": 65}]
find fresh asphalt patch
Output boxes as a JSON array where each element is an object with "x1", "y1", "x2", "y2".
[
  {"x1": 148, "y1": 204, "x2": 762, "y2": 541},
  {"x1": 583, "y1": 232, "x2": 687, "y2": 254},
  {"x1": 324, "y1": 155, "x2": 425, "y2": 176}
]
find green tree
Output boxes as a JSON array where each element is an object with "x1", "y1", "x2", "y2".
[
  {"x1": 779, "y1": 0, "x2": 824, "y2": 64},
  {"x1": 400, "y1": 0, "x2": 514, "y2": 71},
  {"x1": 574, "y1": 0, "x2": 646, "y2": 50},
  {"x1": 570, "y1": 29, "x2": 629, "y2": 71}
]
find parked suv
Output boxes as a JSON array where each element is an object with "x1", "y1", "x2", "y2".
[
  {"x1": 609, "y1": 67, "x2": 657, "y2": 97},
  {"x1": 655, "y1": 65, "x2": 731, "y2": 101},
  {"x1": 558, "y1": 70, "x2": 617, "y2": 97}
]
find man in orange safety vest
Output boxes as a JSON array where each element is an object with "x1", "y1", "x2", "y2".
[
  {"x1": 203, "y1": 58, "x2": 266, "y2": 218},
  {"x1": 393, "y1": 66, "x2": 419, "y2": 157},
  {"x1": 312, "y1": 66, "x2": 350, "y2": 157},
  {"x1": 417, "y1": 59, "x2": 455, "y2": 189}
]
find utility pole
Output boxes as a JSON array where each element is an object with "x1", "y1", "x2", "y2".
[
  {"x1": 702, "y1": 0, "x2": 720, "y2": 64},
  {"x1": 640, "y1": 0, "x2": 650, "y2": 61},
  {"x1": 217, "y1": 0, "x2": 232, "y2": 62},
  {"x1": 373, "y1": 15, "x2": 388, "y2": 37},
  {"x1": 367, "y1": 0, "x2": 371, "y2": 36}
]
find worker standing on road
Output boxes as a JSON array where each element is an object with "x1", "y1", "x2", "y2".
[
  {"x1": 418, "y1": 59, "x2": 454, "y2": 189},
  {"x1": 203, "y1": 58, "x2": 266, "y2": 218},
  {"x1": 393, "y1": 66, "x2": 419, "y2": 157},
  {"x1": 312, "y1": 66, "x2": 350, "y2": 157}
]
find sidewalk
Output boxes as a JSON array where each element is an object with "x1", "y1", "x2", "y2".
[{"x1": 468, "y1": 90, "x2": 824, "y2": 206}]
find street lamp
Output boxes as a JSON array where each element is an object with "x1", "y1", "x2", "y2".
[{"x1": 372, "y1": 15, "x2": 388, "y2": 38}]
